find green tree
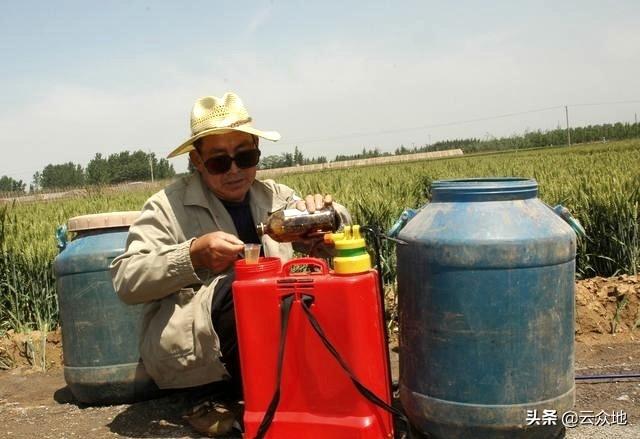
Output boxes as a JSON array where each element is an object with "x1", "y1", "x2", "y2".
[
  {"x1": 334, "y1": 147, "x2": 389, "y2": 162},
  {"x1": 282, "y1": 152, "x2": 294, "y2": 167},
  {"x1": 31, "y1": 171, "x2": 42, "y2": 192},
  {"x1": 39, "y1": 163, "x2": 84, "y2": 189},
  {"x1": 107, "y1": 150, "x2": 150, "y2": 183},
  {"x1": 0, "y1": 176, "x2": 26, "y2": 193},
  {"x1": 304, "y1": 155, "x2": 327, "y2": 165},
  {"x1": 258, "y1": 154, "x2": 284, "y2": 169},
  {"x1": 154, "y1": 157, "x2": 176, "y2": 179},
  {"x1": 293, "y1": 146, "x2": 304, "y2": 166},
  {"x1": 86, "y1": 153, "x2": 110, "y2": 185},
  {"x1": 395, "y1": 145, "x2": 409, "y2": 155},
  {"x1": 86, "y1": 150, "x2": 176, "y2": 183}
]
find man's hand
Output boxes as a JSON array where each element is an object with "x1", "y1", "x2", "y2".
[
  {"x1": 190, "y1": 231, "x2": 244, "y2": 273},
  {"x1": 295, "y1": 194, "x2": 333, "y2": 213}
]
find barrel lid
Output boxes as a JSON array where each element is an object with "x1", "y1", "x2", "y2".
[
  {"x1": 68, "y1": 211, "x2": 140, "y2": 232},
  {"x1": 431, "y1": 178, "x2": 538, "y2": 202}
]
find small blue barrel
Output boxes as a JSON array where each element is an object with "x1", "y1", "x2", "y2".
[
  {"x1": 54, "y1": 212, "x2": 160, "y2": 404},
  {"x1": 397, "y1": 178, "x2": 575, "y2": 439}
]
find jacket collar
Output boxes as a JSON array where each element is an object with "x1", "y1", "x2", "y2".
[
  {"x1": 249, "y1": 180, "x2": 289, "y2": 226},
  {"x1": 183, "y1": 173, "x2": 212, "y2": 209},
  {"x1": 182, "y1": 173, "x2": 288, "y2": 231}
]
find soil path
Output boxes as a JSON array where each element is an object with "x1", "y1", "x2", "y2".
[
  {"x1": 1, "y1": 339, "x2": 638, "y2": 439},
  {"x1": 0, "y1": 276, "x2": 638, "y2": 438}
]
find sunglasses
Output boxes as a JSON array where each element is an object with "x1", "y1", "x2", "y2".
[{"x1": 203, "y1": 149, "x2": 261, "y2": 174}]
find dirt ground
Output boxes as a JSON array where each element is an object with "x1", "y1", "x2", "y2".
[{"x1": 0, "y1": 276, "x2": 638, "y2": 438}]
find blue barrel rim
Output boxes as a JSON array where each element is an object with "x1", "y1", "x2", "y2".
[
  {"x1": 54, "y1": 228, "x2": 131, "y2": 276},
  {"x1": 431, "y1": 177, "x2": 538, "y2": 201}
]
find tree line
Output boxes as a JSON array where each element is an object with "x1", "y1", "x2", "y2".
[
  {"x1": 266, "y1": 121, "x2": 640, "y2": 164},
  {"x1": 335, "y1": 147, "x2": 391, "y2": 162},
  {"x1": 2, "y1": 120, "x2": 639, "y2": 193},
  {"x1": 401, "y1": 121, "x2": 640, "y2": 155},
  {"x1": 0, "y1": 176, "x2": 26, "y2": 193},
  {"x1": 258, "y1": 146, "x2": 328, "y2": 170},
  {"x1": 1, "y1": 150, "x2": 175, "y2": 193}
]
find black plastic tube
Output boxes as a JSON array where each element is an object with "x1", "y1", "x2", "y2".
[
  {"x1": 575, "y1": 373, "x2": 640, "y2": 382},
  {"x1": 390, "y1": 374, "x2": 640, "y2": 391}
]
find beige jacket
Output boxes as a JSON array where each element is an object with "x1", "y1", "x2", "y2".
[{"x1": 110, "y1": 174, "x2": 303, "y2": 389}]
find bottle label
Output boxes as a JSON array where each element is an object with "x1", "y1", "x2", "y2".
[{"x1": 283, "y1": 208, "x2": 307, "y2": 217}]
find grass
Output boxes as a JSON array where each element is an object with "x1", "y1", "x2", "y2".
[
  {"x1": 0, "y1": 139, "x2": 639, "y2": 333},
  {"x1": 278, "y1": 140, "x2": 640, "y2": 280},
  {"x1": 611, "y1": 296, "x2": 629, "y2": 334}
]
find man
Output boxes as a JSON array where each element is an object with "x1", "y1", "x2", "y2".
[{"x1": 110, "y1": 92, "x2": 350, "y2": 436}]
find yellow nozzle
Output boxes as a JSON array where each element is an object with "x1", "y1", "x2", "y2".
[
  {"x1": 326, "y1": 225, "x2": 371, "y2": 274},
  {"x1": 325, "y1": 225, "x2": 366, "y2": 250}
]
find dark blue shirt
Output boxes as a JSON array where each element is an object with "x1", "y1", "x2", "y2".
[{"x1": 219, "y1": 194, "x2": 261, "y2": 246}]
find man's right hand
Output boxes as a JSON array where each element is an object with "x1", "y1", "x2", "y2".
[{"x1": 190, "y1": 231, "x2": 244, "y2": 274}]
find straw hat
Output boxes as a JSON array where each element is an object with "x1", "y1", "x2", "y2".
[{"x1": 167, "y1": 92, "x2": 281, "y2": 158}]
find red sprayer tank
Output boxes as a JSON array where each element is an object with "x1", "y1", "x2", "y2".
[{"x1": 233, "y1": 226, "x2": 393, "y2": 439}]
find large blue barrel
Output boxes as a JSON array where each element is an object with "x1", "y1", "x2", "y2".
[
  {"x1": 54, "y1": 212, "x2": 160, "y2": 404},
  {"x1": 397, "y1": 178, "x2": 575, "y2": 439}
]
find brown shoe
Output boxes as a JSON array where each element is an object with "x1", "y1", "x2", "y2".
[{"x1": 183, "y1": 400, "x2": 242, "y2": 437}]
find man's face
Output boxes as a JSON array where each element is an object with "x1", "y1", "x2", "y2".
[{"x1": 189, "y1": 131, "x2": 259, "y2": 202}]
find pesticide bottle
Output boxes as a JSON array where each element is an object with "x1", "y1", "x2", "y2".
[{"x1": 256, "y1": 206, "x2": 341, "y2": 242}]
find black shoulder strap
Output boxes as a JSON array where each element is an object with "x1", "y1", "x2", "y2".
[
  {"x1": 300, "y1": 295, "x2": 413, "y2": 439},
  {"x1": 253, "y1": 293, "x2": 413, "y2": 439},
  {"x1": 253, "y1": 294, "x2": 295, "y2": 439}
]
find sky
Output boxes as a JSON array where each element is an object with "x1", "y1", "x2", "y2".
[{"x1": 1, "y1": 0, "x2": 639, "y2": 186}]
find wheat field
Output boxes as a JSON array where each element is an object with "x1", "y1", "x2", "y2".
[{"x1": 1, "y1": 140, "x2": 638, "y2": 332}]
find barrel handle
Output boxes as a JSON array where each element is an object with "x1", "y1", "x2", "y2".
[
  {"x1": 549, "y1": 204, "x2": 586, "y2": 239},
  {"x1": 282, "y1": 258, "x2": 329, "y2": 276},
  {"x1": 387, "y1": 206, "x2": 424, "y2": 238},
  {"x1": 55, "y1": 224, "x2": 68, "y2": 252}
]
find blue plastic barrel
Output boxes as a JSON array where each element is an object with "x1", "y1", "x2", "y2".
[
  {"x1": 397, "y1": 178, "x2": 575, "y2": 439},
  {"x1": 54, "y1": 212, "x2": 160, "y2": 404}
]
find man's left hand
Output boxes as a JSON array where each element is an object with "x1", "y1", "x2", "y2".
[{"x1": 295, "y1": 194, "x2": 333, "y2": 213}]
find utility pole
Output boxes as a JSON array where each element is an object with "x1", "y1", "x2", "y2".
[
  {"x1": 149, "y1": 151, "x2": 154, "y2": 182},
  {"x1": 565, "y1": 105, "x2": 571, "y2": 147}
]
